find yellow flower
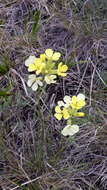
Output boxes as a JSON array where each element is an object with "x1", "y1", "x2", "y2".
[
  {"x1": 27, "y1": 74, "x2": 43, "y2": 91},
  {"x1": 28, "y1": 58, "x2": 46, "y2": 75},
  {"x1": 54, "y1": 94, "x2": 86, "y2": 136},
  {"x1": 45, "y1": 49, "x2": 61, "y2": 61},
  {"x1": 28, "y1": 63, "x2": 37, "y2": 72},
  {"x1": 44, "y1": 75, "x2": 57, "y2": 84},
  {"x1": 62, "y1": 108, "x2": 70, "y2": 119},
  {"x1": 27, "y1": 58, "x2": 40, "y2": 72},
  {"x1": 70, "y1": 94, "x2": 86, "y2": 110},
  {"x1": 54, "y1": 106, "x2": 63, "y2": 120},
  {"x1": 25, "y1": 56, "x2": 36, "y2": 67},
  {"x1": 36, "y1": 62, "x2": 46, "y2": 75},
  {"x1": 61, "y1": 124, "x2": 79, "y2": 136},
  {"x1": 57, "y1": 62, "x2": 68, "y2": 77},
  {"x1": 54, "y1": 106, "x2": 70, "y2": 120}
]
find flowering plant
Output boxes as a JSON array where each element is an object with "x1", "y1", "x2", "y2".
[
  {"x1": 25, "y1": 49, "x2": 68, "y2": 91},
  {"x1": 54, "y1": 93, "x2": 86, "y2": 136}
]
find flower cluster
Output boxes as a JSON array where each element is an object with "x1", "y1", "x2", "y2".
[
  {"x1": 54, "y1": 94, "x2": 86, "y2": 136},
  {"x1": 25, "y1": 49, "x2": 68, "y2": 91}
]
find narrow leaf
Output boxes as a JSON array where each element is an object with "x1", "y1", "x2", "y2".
[
  {"x1": 0, "y1": 90, "x2": 12, "y2": 97},
  {"x1": 31, "y1": 10, "x2": 40, "y2": 37}
]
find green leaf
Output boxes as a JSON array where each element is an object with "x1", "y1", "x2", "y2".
[
  {"x1": 0, "y1": 90, "x2": 12, "y2": 97},
  {"x1": 0, "y1": 64, "x2": 9, "y2": 75},
  {"x1": 0, "y1": 56, "x2": 10, "y2": 75},
  {"x1": 31, "y1": 10, "x2": 40, "y2": 37}
]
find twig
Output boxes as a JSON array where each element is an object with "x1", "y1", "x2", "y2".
[
  {"x1": 10, "y1": 68, "x2": 28, "y2": 96},
  {"x1": 10, "y1": 68, "x2": 36, "y2": 103},
  {"x1": 9, "y1": 176, "x2": 42, "y2": 190},
  {"x1": 89, "y1": 61, "x2": 97, "y2": 106}
]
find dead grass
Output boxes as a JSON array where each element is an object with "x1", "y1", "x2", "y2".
[{"x1": 0, "y1": 0, "x2": 107, "y2": 189}]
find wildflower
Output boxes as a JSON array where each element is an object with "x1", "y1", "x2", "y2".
[
  {"x1": 27, "y1": 58, "x2": 40, "y2": 72},
  {"x1": 54, "y1": 106, "x2": 70, "y2": 120},
  {"x1": 45, "y1": 49, "x2": 61, "y2": 61},
  {"x1": 25, "y1": 49, "x2": 68, "y2": 77},
  {"x1": 27, "y1": 74, "x2": 43, "y2": 91},
  {"x1": 44, "y1": 75, "x2": 57, "y2": 84},
  {"x1": 61, "y1": 124, "x2": 79, "y2": 136},
  {"x1": 35, "y1": 62, "x2": 46, "y2": 75},
  {"x1": 25, "y1": 49, "x2": 68, "y2": 92},
  {"x1": 55, "y1": 94, "x2": 85, "y2": 120},
  {"x1": 57, "y1": 62, "x2": 68, "y2": 77},
  {"x1": 25, "y1": 56, "x2": 36, "y2": 67},
  {"x1": 28, "y1": 58, "x2": 46, "y2": 75},
  {"x1": 70, "y1": 93, "x2": 86, "y2": 110},
  {"x1": 62, "y1": 108, "x2": 70, "y2": 119},
  {"x1": 54, "y1": 106, "x2": 63, "y2": 120}
]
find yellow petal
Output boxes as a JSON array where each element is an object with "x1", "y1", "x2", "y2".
[
  {"x1": 57, "y1": 63, "x2": 68, "y2": 76},
  {"x1": 45, "y1": 49, "x2": 53, "y2": 58},
  {"x1": 40, "y1": 54, "x2": 46, "y2": 62},
  {"x1": 71, "y1": 96, "x2": 77, "y2": 103},
  {"x1": 63, "y1": 108, "x2": 70, "y2": 119},
  {"x1": 61, "y1": 125, "x2": 79, "y2": 136},
  {"x1": 28, "y1": 64, "x2": 37, "y2": 72},
  {"x1": 76, "y1": 100, "x2": 86, "y2": 109},
  {"x1": 70, "y1": 96, "x2": 77, "y2": 108},
  {"x1": 54, "y1": 113, "x2": 62, "y2": 120},
  {"x1": 59, "y1": 73, "x2": 67, "y2": 77},
  {"x1": 55, "y1": 106, "x2": 61, "y2": 113},
  {"x1": 52, "y1": 52, "x2": 61, "y2": 61},
  {"x1": 34, "y1": 58, "x2": 41, "y2": 64},
  {"x1": 58, "y1": 62, "x2": 62, "y2": 67},
  {"x1": 62, "y1": 65, "x2": 68, "y2": 72},
  {"x1": 36, "y1": 70, "x2": 41, "y2": 75}
]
